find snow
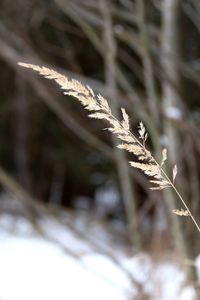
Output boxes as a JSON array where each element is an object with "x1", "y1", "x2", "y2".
[
  {"x1": 95, "y1": 183, "x2": 121, "y2": 218},
  {"x1": 82, "y1": 253, "x2": 130, "y2": 291},
  {"x1": 122, "y1": 253, "x2": 152, "y2": 284},
  {"x1": 0, "y1": 236, "x2": 130, "y2": 300},
  {"x1": 164, "y1": 106, "x2": 183, "y2": 120},
  {"x1": 0, "y1": 213, "x2": 197, "y2": 300}
]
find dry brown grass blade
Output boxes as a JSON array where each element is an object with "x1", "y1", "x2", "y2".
[{"x1": 172, "y1": 209, "x2": 190, "y2": 217}]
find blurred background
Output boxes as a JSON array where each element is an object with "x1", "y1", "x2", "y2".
[{"x1": 0, "y1": 0, "x2": 200, "y2": 299}]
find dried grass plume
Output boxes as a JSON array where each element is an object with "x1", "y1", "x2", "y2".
[{"x1": 18, "y1": 62, "x2": 200, "y2": 233}]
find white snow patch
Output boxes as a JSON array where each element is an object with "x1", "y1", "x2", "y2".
[
  {"x1": 164, "y1": 106, "x2": 182, "y2": 120},
  {"x1": 0, "y1": 235, "x2": 131, "y2": 300},
  {"x1": 82, "y1": 253, "x2": 131, "y2": 290},
  {"x1": 0, "y1": 214, "x2": 197, "y2": 300},
  {"x1": 95, "y1": 184, "x2": 120, "y2": 217},
  {"x1": 39, "y1": 218, "x2": 92, "y2": 255}
]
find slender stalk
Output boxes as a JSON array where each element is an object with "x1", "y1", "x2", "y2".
[
  {"x1": 160, "y1": 168, "x2": 200, "y2": 233},
  {"x1": 109, "y1": 112, "x2": 200, "y2": 233}
]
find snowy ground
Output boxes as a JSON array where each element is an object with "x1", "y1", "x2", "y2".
[{"x1": 0, "y1": 212, "x2": 197, "y2": 300}]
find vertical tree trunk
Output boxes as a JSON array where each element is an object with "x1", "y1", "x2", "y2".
[
  {"x1": 161, "y1": 0, "x2": 198, "y2": 287},
  {"x1": 137, "y1": 0, "x2": 159, "y2": 128},
  {"x1": 162, "y1": 0, "x2": 181, "y2": 161},
  {"x1": 15, "y1": 74, "x2": 31, "y2": 190},
  {"x1": 99, "y1": 0, "x2": 141, "y2": 249},
  {"x1": 49, "y1": 163, "x2": 65, "y2": 206}
]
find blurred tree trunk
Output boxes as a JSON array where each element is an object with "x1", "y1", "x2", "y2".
[
  {"x1": 49, "y1": 163, "x2": 65, "y2": 206},
  {"x1": 162, "y1": 0, "x2": 181, "y2": 161},
  {"x1": 14, "y1": 0, "x2": 32, "y2": 191},
  {"x1": 161, "y1": 0, "x2": 198, "y2": 287},
  {"x1": 15, "y1": 74, "x2": 31, "y2": 190},
  {"x1": 99, "y1": 0, "x2": 141, "y2": 249},
  {"x1": 137, "y1": 0, "x2": 159, "y2": 128}
]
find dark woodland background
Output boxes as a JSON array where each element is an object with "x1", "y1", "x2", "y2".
[{"x1": 1, "y1": 0, "x2": 200, "y2": 266}]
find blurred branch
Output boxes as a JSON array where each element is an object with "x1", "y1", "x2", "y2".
[
  {"x1": 0, "y1": 167, "x2": 44, "y2": 231},
  {"x1": 182, "y1": 0, "x2": 200, "y2": 34},
  {"x1": 54, "y1": 0, "x2": 104, "y2": 54},
  {"x1": 0, "y1": 24, "x2": 149, "y2": 191},
  {"x1": 81, "y1": 0, "x2": 138, "y2": 24}
]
